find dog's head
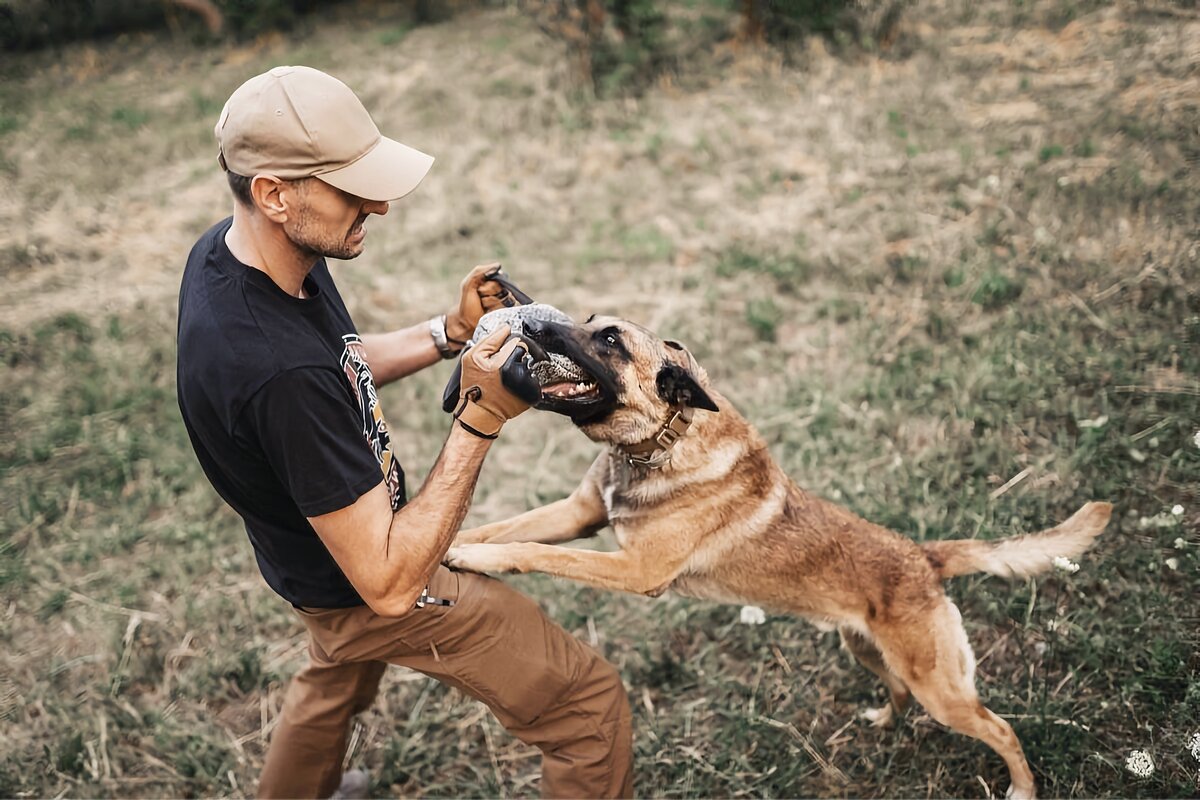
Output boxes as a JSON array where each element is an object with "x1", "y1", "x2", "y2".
[{"x1": 522, "y1": 315, "x2": 718, "y2": 444}]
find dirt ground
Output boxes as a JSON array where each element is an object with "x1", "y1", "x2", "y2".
[{"x1": 1, "y1": 1, "x2": 1197, "y2": 797}]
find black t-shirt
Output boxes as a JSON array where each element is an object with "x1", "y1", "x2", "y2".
[{"x1": 176, "y1": 217, "x2": 406, "y2": 608}]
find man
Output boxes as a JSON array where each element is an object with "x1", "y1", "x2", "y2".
[{"x1": 176, "y1": 65, "x2": 633, "y2": 799}]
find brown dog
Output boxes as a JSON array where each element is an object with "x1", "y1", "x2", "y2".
[{"x1": 445, "y1": 315, "x2": 1112, "y2": 799}]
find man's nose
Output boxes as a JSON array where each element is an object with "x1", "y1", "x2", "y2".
[{"x1": 363, "y1": 200, "x2": 389, "y2": 216}]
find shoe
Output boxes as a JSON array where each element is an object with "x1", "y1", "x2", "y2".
[{"x1": 330, "y1": 769, "x2": 370, "y2": 799}]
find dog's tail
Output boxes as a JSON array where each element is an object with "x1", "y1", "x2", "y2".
[{"x1": 922, "y1": 502, "x2": 1112, "y2": 580}]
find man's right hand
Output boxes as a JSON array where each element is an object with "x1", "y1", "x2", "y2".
[
  {"x1": 446, "y1": 262, "x2": 515, "y2": 345},
  {"x1": 452, "y1": 326, "x2": 532, "y2": 439}
]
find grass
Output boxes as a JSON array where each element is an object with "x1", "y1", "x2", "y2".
[
  {"x1": 377, "y1": 23, "x2": 411, "y2": 46},
  {"x1": 1, "y1": 1, "x2": 1198, "y2": 797}
]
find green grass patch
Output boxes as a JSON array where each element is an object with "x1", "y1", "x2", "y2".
[
  {"x1": 1039, "y1": 143, "x2": 1064, "y2": 162},
  {"x1": 377, "y1": 23, "x2": 412, "y2": 46},
  {"x1": 715, "y1": 246, "x2": 812, "y2": 293},
  {"x1": 744, "y1": 296, "x2": 782, "y2": 341},
  {"x1": 110, "y1": 106, "x2": 150, "y2": 129},
  {"x1": 971, "y1": 269, "x2": 1023, "y2": 309}
]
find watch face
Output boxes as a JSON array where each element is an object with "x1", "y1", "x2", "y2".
[{"x1": 430, "y1": 316, "x2": 454, "y2": 356}]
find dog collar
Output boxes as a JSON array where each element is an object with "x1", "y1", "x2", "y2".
[{"x1": 620, "y1": 406, "x2": 693, "y2": 469}]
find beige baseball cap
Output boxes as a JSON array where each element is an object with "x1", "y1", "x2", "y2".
[{"x1": 215, "y1": 65, "x2": 434, "y2": 202}]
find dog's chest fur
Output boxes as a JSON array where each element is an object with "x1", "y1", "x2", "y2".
[
  {"x1": 598, "y1": 462, "x2": 662, "y2": 547},
  {"x1": 597, "y1": 437, "x2": 794, "y2": 606}
]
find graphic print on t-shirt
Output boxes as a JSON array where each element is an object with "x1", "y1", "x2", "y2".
[{"x1": 340, "y1": 334, "x2": 403, "y2": 510}]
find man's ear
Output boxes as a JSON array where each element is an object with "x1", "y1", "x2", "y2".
[
  {"x1": 250, "y1": 175, "x2": 287, "y2": 221},
  {"x1": 656, "y1": 362, "x2": 719, "y2": 412}
]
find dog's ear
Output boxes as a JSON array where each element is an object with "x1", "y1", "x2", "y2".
[{"x1": 656, "y1": 362, "x2": 719, "y2": 412}]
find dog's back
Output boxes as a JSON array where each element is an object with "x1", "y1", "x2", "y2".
[{"x1": 604, "y1": 383, "x2": 1109, "y2": 630}]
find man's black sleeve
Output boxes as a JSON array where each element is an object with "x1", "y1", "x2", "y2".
[{"x1": 242, "y1": 367, "x2": 384, "y2": 518}]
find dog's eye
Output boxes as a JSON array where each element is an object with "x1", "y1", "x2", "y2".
[{"x1": 595, "y1": 327, "x2": 626, "y2": 355}]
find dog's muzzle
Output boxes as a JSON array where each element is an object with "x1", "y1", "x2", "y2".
[{"x1": 440, "y1": 304, "x2": 575, "y2": 413}]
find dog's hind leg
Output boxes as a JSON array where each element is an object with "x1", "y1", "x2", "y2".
[
  {"x1": 875, "y1": 600, "x2": 1036, "y2": 800},
  {"x1": 839, "y1": 625, "x2": 910, "y2": 728}
]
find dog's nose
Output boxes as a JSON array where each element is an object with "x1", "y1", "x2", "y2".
[{"x1": 522, "y1": 317, "x2": 549, "y2": 340}]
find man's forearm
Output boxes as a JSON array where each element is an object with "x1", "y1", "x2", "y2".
[
  {"x1": 361, "y1": 323, "x2": 444, "y2": 386},
  {"x1": 307, "y1": 423, "x2": 494, "y2": 616},
  {"x1": 383, "y1": 424, "x2": 492, "y2": 603},
  {"x1": 308, "y1": 329, "x2": 525, "y2": 616}
]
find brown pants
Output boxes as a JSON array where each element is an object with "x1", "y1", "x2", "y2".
[{"x1": 257, "y1": 566, "x2": 634, "y2": 799}]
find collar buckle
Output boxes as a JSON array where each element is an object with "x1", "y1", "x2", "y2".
[
  {"x1": 654, "y1": 412, "x2": 685, "y2": 448},
  {"x1": 622, "y1": 408, "x2": 692, "y2": 470}
]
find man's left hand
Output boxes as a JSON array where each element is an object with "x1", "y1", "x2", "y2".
[{"x1": 446, "y1": 262, "x2": 518, "y2": 345}]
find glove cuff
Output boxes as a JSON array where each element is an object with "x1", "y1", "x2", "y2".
[
  {"x1": 453, "y1": 392, "x2": 504, "y2": 439},
  {"x1": 445, "y1": 312, "x2": 475, "y2": 346}
]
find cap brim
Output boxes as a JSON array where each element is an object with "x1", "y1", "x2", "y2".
[{"x1": 316, "y1": 136, "x2": 434, "y2": 202}]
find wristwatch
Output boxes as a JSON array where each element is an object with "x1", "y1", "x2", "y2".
[{"x1": 429, "y1": 314, "x2": 458, "y2": 360}]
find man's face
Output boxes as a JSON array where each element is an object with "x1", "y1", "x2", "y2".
[{"x1": 281, "y1": 178, "x2": 389, "y2": 260}]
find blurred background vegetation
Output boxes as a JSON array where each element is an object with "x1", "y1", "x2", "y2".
[
  {"x1": 1, "y1": 0, "x2": 1198, "y2": 798},
  {"x1": 3, "y1": 1, "x2": 904, "y2": 85}
]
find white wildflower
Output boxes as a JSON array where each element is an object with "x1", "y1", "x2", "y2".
[
  {"x1": 1175, "y1": 538, "x2": 1187, "y2": 550},
  {"x1": 1125, "y1": 750, "x2": 1154, "y2": 778},
  {"x1": 1172, "y1": 504, "x2": 1184, "y2": 516},
  {"x1": 739, "y1": 605, "x2": 766, "y2": 625},
  {"x1": 1165, "y1": 558, "x2": 1179, "y2": 571},
  {"x1": 1139, "y1": 512, "x2": 1181, "y2": 530},
  {"x1": 1188, "y1": 732, "x2": 1200, "y2": 761},
  {"x1": 1078, "y1": 415, "x2": 1108, "y2": 429},
  {"x1": 1194, "y1": 430, "x2": 1200, "y2": 449},
  {"x1": 1053, "y1": 556, "x2": 1080, "y2": 574}
]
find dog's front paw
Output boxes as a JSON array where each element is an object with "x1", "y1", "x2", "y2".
[
  {"x1": 452, "y1": 526, "x2": 489, "y2": 546},
  {"x1": 1005, "y1": 783, "x2": 1036, "y2": 800},
  {"x1": 444, "y1": 543, "x2": 522, "y2": 575},
  {"x1": 860, "y1": 705, "x2": 896, "y2": 729}
]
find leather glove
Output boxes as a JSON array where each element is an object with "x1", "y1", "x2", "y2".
[
  {"x1": 452, "y1": 326, "x2": 532, "y2": 439},
  {"x1": 445, "y1": 262, "x2": 520, "y2": 346}
]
